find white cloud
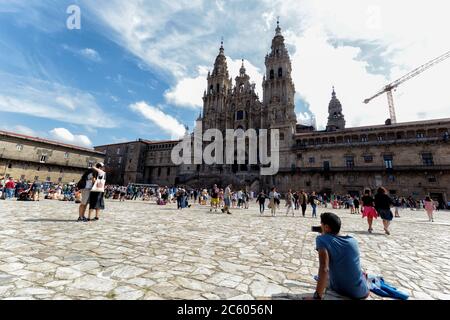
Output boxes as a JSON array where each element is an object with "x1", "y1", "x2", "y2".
[
  {"x1": 62, "y1": 45, "x2": 102, "y2": 63},
  {"x1": 49, "y1": 128, "x2": 93, "y2": 148},
  {"x1": 79, "y1": 48, "x2": 102, "y2": 62},
  {"x1": 0, "y1": 124, "x2": 37, "y2": 137},
  {"x1": 288, "y1": 26, "x2": 388, "y2": 129},
  {"x1": 0, "y1": 73, "x2": 116, "y2": 128},
  {"x1": 164, "y1": 66, "x2": 208, "y2": 109},
  {"x1": 129, "y1": 101, "x2": 186, "y2": 139}
]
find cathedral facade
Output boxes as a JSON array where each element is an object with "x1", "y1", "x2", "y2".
[{"x1": 179, "y1": 21, "x2": 298, "y2": 189}]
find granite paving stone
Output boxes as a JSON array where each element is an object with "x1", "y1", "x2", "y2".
[{"x1": 0, "y1": 199, "x2": 449, "y2": 300}]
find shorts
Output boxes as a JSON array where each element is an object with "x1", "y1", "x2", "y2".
[
  {"x1": 224, "y1": 197, "x2": 231, "y2": 207},
  {"x1": 211, "y1": 198, "x2": 219, "y2": 205},
  {"x1": 81, "y1": 189, "x2": 91, "y2": 205},
  {"x1": 378, "y1": 208, "x2": 393, "y2": 221},
  {"x1": 362, "y1": 206, "x2": 378, "y2": 219}
]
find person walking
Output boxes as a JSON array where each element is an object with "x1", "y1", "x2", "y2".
[
  {"x1": 354, "y1": 197, "x2": 360, "y2": 214},
  {"x1": 269, "y1": 187, "x2": 278, "y2": 217},
  {"x1": 393, "y1": 197, "x2": 401, "y2": 217},
  {"x1": 300, "y1": 190, "x2": 308, "y2": 217},
  {"x1": 309, "y1": 191, "x2": 318, "y2": 218},
  {"x1": 222, "y1": 184, "x2": 232, "y2": 214},
  {"x1": 88, "y1": 163, "x2": 106, "y2": 221},
  {"x1": 361, "y1": 189, "x2": 377, "y2": 233},
  {"x1": 256, "y1": 191, "x2": 266, "y2": 214},
  {"x1": 424, "y1": 196, "x2": 436, "y2": 222},
  {"x1": 374, "y1": 187, "x2": 395, "y2": 235},
  {"x1": 176, "y1": 188, "x2": 183, "y2": 209},
  {"x1": 244, "y1": 189, "x2": 250, "y2": 209},
  {"x1": 210, "y1": 184, "x2": 219, "y2": 213},
  {"x1": 293, "y1": 191, "x2": 300, "y2": 210},
  {"x1": 285, "y1": 189, "x2": 295, "y2": 216},
  {"x1": 349, "y1": 196, "x2": 355, "y2": 214}
]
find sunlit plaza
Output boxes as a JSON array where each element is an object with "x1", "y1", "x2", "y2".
[{"x1": 0, "y1": 199, "x2": 449, "y2": 300}]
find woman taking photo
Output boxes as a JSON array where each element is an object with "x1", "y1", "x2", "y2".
[{"x1": 88, "y1": 162, "x2": 106, "y2": 221}]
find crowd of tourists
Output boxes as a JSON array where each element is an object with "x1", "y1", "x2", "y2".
[{"x1": 0, "y1": 177, "x2": 79, "y2": 202}]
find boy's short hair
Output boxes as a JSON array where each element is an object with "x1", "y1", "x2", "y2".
[{"x1": 321, "y1": 212, "x2": 341, "y2": 234}]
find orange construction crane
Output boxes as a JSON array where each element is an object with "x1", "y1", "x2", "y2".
[{"x1": 364, "y1": 50, "x2": 450, "y2": 124}]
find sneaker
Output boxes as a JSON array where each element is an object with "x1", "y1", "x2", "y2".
[
  {"x1": 94, "y1": 217, "x2": 99, "y2": 221},
  {"x1": 227, "y1": 212, "x2": 232, "y2": 214},
  {"x1": 77, "y1": 217, "x2": 84, "y2": 222}
]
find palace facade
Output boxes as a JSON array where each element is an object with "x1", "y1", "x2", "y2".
[{"x1": 0, "y1": 130, "x2": 105, "y2": 184}]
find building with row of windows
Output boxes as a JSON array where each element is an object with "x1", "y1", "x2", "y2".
[
  {"x1": 94, "y1": 22, "x2": 450, "y2": 208},
  {"x1": 0, "y1": 130, "x2": 105, "y2": 184}
]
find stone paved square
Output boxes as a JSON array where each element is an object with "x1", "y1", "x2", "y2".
[{"x1": 0, "y1": 199, "x2": 449, "y2": 300}]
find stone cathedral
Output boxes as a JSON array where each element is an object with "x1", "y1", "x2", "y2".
[{"x1": 184, "y1": 21, "x2": 299, "y2": 189}]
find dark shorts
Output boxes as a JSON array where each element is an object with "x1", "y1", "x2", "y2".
[{"x1": 377, "y1": 208, "x2": 393, "y2": 221}]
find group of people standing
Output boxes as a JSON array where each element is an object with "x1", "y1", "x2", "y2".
[{"x1": 256, "y1": 188, "x2": 319, "y2": 217}]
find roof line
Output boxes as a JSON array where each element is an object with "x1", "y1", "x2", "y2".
[{"x1": 0, "y1": 130, "x2": 105, "y2": 155}]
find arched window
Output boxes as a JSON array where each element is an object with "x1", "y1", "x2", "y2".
[
  {"x1": 278, "y1": 68, "x2": 283, "y2": 78},
  {"x1": 216, "y1": 84, "x2": 220, "y2": 93},
  {"x1": 270, "y1": 69, "x2": 274, "y2": 80},
  {"x1": 236, "y1": 110, "x2": 244, "y2": 121},
  {"x1": 209, "y1": 85, "x2": 213, "y2": 94}
]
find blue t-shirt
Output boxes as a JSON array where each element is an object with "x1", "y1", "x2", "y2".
[{"x1": 316, "y1": 234, "x2": 369, "y2": 299}]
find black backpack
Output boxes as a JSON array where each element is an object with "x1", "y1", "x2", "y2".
[{"x1": 76, "y1": 169, "x2": 92, "y2": 190}]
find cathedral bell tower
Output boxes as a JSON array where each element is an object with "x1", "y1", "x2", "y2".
[
  {"x1": 326, "y1": 87, "x2": 346, "y2": 131},
  {"x1": 262, "y1": 20, "x2": 297, "y2": 150},
  {"x1": 202, "y1": 41, "x2": 232, "y2": 132}
]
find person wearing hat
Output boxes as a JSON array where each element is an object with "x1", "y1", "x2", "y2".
[{"x1": 88, "y1": 162, "x2": 106, "y2": 221}]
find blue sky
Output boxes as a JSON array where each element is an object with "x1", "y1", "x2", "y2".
[{"x1": 1, "y1": 0, "x2": 450, "y2": 148}]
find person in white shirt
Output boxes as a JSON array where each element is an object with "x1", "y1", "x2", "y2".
[{"x1": 87, "y1": 163, "x2": 106, "y2": 221}]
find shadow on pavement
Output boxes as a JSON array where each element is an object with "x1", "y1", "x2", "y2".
[
  {"x1": 272, "y1": 292, "x2": 348, "y2": 300},
  {"x1": 345, "y1": 230, "x2": 386, "y2": 236},
  {"x1": 24, "y1": 219, "x2": 78, "y2": 223}
]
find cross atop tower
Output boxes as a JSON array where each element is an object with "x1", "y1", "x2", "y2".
[{"x1": 276, "y1": 17, "x2": 282, "y2": 35}]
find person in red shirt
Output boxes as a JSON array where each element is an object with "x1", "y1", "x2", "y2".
[{"x1": 5, "y1": 177, "x2": 16, "y2": 199}]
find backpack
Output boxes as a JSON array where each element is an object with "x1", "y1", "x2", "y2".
[{"x1": 76, "y1": 169, "x2": 92, "y2": 190}]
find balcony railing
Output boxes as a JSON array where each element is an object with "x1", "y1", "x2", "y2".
[
  {"x1": 293, "y1": 136, "x2": 448, "y2": 150},
  {"x1": 279, "y1": 164, "x2": 450, "y2": 174}
]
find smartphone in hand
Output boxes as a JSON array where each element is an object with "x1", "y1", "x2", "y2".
[{"x1": 311, "y1": 226, "x2": 322, "y2": 233}]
